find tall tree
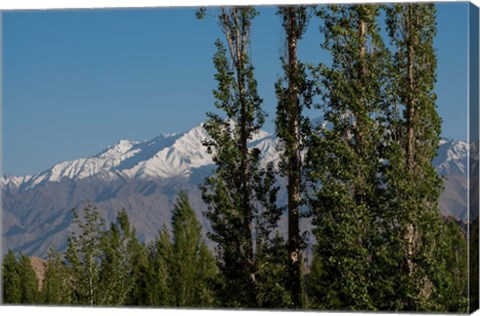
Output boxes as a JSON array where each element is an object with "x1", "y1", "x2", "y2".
[
  {"x1": 98, "y1": 210, "x2": 140, "y2": 306},
  {"x1": 275, "y1": 6, "x2": 313, "y2": 308},
  {"x1": 124, "y1": 240, "x2": 150, "y2": 306},
  {"x1": 16, "y1": 254, "x2": 40, "y2": 304},
  {"x1": 198, "y1": 6, "x2": 282, "y2": 308},
  {"x1": 142, "y1": 194, "x2": 216, "y2": 309},
  {"x1": 385, "y1": 3, "x2": 450, "y2": 310},
  {"x1": 2, "y1": 250, "x2": 22, "y2": 304},
  {"x1": 170, "y1": 192, "x2": 216, "y2": 307},
  {"x1": 307, "y1": 4, "x2": 387, "y2": 310},
  {"x1": 41, "y1": 247, "x2": 73, "y2": 305},
  {"x1": 65, "y1": 204, "x2": 105, "y2": 305},
  {"x1": 143, "y1": 224, "x2": 174, "y2": 306}
]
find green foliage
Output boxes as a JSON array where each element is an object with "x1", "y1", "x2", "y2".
[
  {"x1": 144, "y1": 224, "x2": 174, "y2": 306},
  {"x1": 136, "y1": 194, "x2": 217, "y2": 307},
  {"x1": 256, "y1": 234, "x2": 292, "y2": 308},
  {"x1": 171, "y1": 192, "x2": 216, "y2": 307},
  {"x1": 195, "y1": 7, "x2": 206, "y2": 20},
  {"x1": 124, "y1": 240, "x2": 150, "y2": 306},
  {"x1": 436, "y1": 219, "x2": 468, "y2": 312},
  {"x1": 308, "y1": 3, "x2": 467, "y2": 313},
  {"x1": 275, "y1": 6, "x2": 314, "y2": 309},
  {"x1": 470, "y1": 218, "x2": 479, "y2": 312},
  {"x1": 65, "y1": 203, "x2": 105, "y2": 305},
  {"x1": 381, "y1": 3, "x2": 457, "y2": 312},
  {"x1": 98, "y1": 210, "x2": 141, "y2": 306},
  {"x1": 307, "y1": 4, "x2": 387, "y2": 310},
  {"x1": 41, "y1": 247, "x2": 72, "y2": 305},
  {"x1": 200, "y1": 6, "x2": 283, "y2": 308},
  {"x1": 1, "y1": 252, "x2": 41, "y2": 304},
  {"x1": 2, "y1": 250, "x2": 22, "y2": 304},
  {"x1": 16, "y1": 254, "x2": 40, "y2": 304}
]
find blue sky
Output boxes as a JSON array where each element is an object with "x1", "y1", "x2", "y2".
[{"x1": 2, "y1": 3, "x2": 469, "y2": 176}]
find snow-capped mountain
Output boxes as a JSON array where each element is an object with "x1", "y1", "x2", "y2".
[
  {"x1": 1, "y1": 124, "x2": 280, "y2": 257},
  {"x1": 434, "y1": 138, "x2": 469, "y2": 177},
  {"x1": 0, "y1": 124, "x2": 472, "y2": 258},
  {"x1": 2, "y1": 124, "x2": 275, "y2": 192},
  {"x1": 433, "y1": 138, "x2": 470, "y2": 220}
]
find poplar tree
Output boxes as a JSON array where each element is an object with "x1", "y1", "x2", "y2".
[
  {"x1": 125, "y1": 241, "x2": 150, "y2": 306},
  {"x1": 65, "y1": 204, "x2": 105, "y2": 305},
  {"x1": 2, "y1": 250, "x2": 21, "y2": 304},
  {"x1": 41, "y1": 247, "x2": 72, "y2": 305},
  {"x1": 307, "y1": 4, "x2": 388, "y2": 310},
  {"x1": 198, "y1": 6, "x2": 282, "y2": 307},
  {"x1": 140, "y1": 192, "x2": 218, "y2": 308},
  {"x1": 98, "y1": 210, "x2": 140, "y2": 306},
  {"x1": 275, "y1": 5, "x2": 314, "y2": 309},
  {"x1": 170, "y1": 192, "x2": 216, "y2": 307},
  {"x1": 143, "y1": 225, "x2": 173, "y2": 306},
  {"x1": 16, "y1": 254, "x2": 40, "y2": 304},
  {"x1": 385, "y1": 3, "x2": 450, "y2": 310}
]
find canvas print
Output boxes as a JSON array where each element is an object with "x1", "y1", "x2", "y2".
[{"x1": 1, "y1": 1, "x2": 479, "y2": 313}]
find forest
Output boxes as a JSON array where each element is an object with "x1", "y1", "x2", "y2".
[{"x1": 2, "y1": 3, "x2": 476, "y2": 312}]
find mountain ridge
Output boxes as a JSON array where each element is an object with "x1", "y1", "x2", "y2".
[
  {"x1": 1, "y1": 123, "x2": 471, "y2": 258},
  {"x1": 2, "y1": 123, "x2": 275, "y2": 191},
  {"x1": 2, "y1": 128, "x2": 467, "y2": 191}
]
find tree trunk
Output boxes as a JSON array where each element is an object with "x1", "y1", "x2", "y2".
[
  {"x1": 406, "y1": 5, "x2": 416, "y2": 171},
  {"x1": 405, "y1": 4, "x2": 417, "y2": 278},
  {"x1": 230, "y1": 7, "x2": 256, "y2": 300},
  {"x1": 354, "y1": 18, "x2": 367, "y2": 206},
  {"x1": 286, "y1": 7, "x2": 303, "y2": 309}
]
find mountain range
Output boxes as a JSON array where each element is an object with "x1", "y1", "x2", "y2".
[{"x1": 1, "y1": 123, "x2": 471, "y2": 257}]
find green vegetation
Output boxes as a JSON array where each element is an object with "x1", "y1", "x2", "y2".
[
  {"x1": 2, "y1": 250, "x2": 39, "y2": 304},
  {"x1": 3, "y1": 194, "x2": 217, "y2": 307},
  {"x1": 307, "y1": 4, "x2": 389, "y2": 310},
  {"x1": 275, "y1": 6, "x2": 314, "y2": 309},
  {"x1": 198, "y1": 6, "x2": 285, "y2": 308}
]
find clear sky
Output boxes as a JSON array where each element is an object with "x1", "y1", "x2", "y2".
[{"x1": 2, "y1": 3, "x2": 469, "y2": 176}]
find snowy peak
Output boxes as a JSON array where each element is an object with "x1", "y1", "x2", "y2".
[
  {"x1": 1, "y1": 175, "x2": 32, "y2": 192},
  {"x1": 2, "y1": 123, "x2": 276, "y2": 190},
  {"x1": 123, "y1": 124, "x2": 274, "y2": 179},
  {"x1": 96, "y1": 139, "x2": 139, "y2": 159},
  {"x1": 434, "y1": 138, "x2": 469, "y2": 176},
  {"x1": 1, "y1": 124, "x2": 471, "y2": 193},
  {"x1": 124, "y1": 124, "x2": 213, "y2": 179},
  {"x1": 25, "y1": 139, "x2": 146, "y2": 188},
  {"x1": 5, "y1": 132, "x2": 183, "y2": 190}
]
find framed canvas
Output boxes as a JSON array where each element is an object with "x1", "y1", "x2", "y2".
[{"x1": 0, "y1": 0, "x2": 479, "y2": 314}]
